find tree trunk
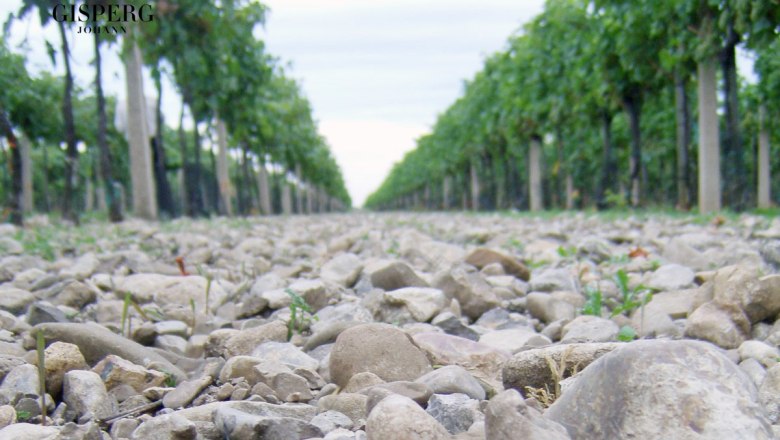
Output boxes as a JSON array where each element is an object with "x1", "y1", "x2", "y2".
[
  {"x1": 697, "y1": 56, "x2": 721, "y2": 213},
  {"x1": 758, "y1": 105, "x2": 771, "y2": 208},
  {"x1": 190, "y1": 114, "x2": 204, "y2": 216},
  {"x1": 0, "y1": 106, "x2": 22, "y2": 225},
  {"x1": 295, "y1": 163, "x2": 304, "y2": 214},
  {"x1": 281, "y1": 173, "x2": 292, "y2": 215},
  {"x1": 565, "y1": 174, "x2": 574, "y2": 210},
  {"x1": 215, "y1": 118, "x2": 232, "y2": 216},
  {"x1": 442, "y1": 175, "x2": 451, "y2": 210},
  {"x1": 152, "y1": 75, "x2": 175, "y2": 218},
  {"x1": 41, "y1": 144, "x2": 50, "y2": 212},
  {"x1": 257, "y1": 157, "x2": 272, "y2": 215},
  {"x1": 95, "y1": 29, "x2": 122, "y2": 222},
  {"x1": 674, "y1": 69, "x2": 692, "y2": 210},
  {"x1": 529, "y1": 135, "x2": 543, "y2": 212},
  {"x1": 624, "y1": 94, "x2": 642, "y2": 207},
  {"x1": 58, "y1": 20, "x2": 79, "y2": 224},
  {"x1": 123, "y1": 25, "x2": 157, "y2": 220},
  {"x1": 721, "y1": 20, "x2": 747, "y2": 210},
  {"x1": 178, "y1": 106, "x2": 191, "y2": 216},
  {"x1": 19, "y1": 134, "x2": 33, "y2": 214},
  {"x1": 596, "y1": 111, "x2": 615, "y2": 210},
  {"x1": 469, "y1": 159, "x2": 480, "y2": 211}
]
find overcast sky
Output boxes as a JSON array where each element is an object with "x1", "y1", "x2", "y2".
[{"x1": 0, "y1": 1, "x2": 755, "y2": 207}]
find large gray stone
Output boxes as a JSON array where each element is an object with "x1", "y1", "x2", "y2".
[
  {"x1": 416, "y1": 365, "x2": 486, "y2": 400},
  {"x1": 560, "y1": 316, "x2": 619, "y2": 343},
  {"x1": 684, "y1": 301, "x2": 750, "y2": 349},
  {"x1": 485, "y1": 389, "x2": 570, "y2": 440},
  {"x1": 464, "y1": 248, "x2": 530, "y2": 281},
  {"x1": 426, "y1": 393, "x2": 483, "y2": 435},
  {"x1": 646, "y1": 264, "x2": 695, "y2": 291},
  {"x1": 366, "y1": 394, "x2": 450, "y2": 440},
  {"x1": 383, "y1": 287, "x2": 447, "y2": 322},
  {"x1": 329, "y1": 323, "x2": 431, "y2": 387},
  {"x1": 365, "y1": 260, "x2": 428, "y2": 291},
  {"x1": 0, "y1": 423, "x2": 60, "y2": 440},
  {"x1": 434, "y1": 266, "x2": 500, "y2": 320},
  {"x1": 321, "y1": 253, "x2": 363, "y2": 287},
  {"x1": 214, "y1": 406, "x2": 322, "y2": 440},
  {"x1": 546, "y1": 340, "x2": 773, "y2": 439},
  {"x1": 63, "y1": 370, "x2": 117, "y2": 420}
]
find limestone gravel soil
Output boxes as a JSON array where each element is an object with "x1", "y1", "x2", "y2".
[{"x1": 0, "y1": 212, "x2": 778, "y2": 439}]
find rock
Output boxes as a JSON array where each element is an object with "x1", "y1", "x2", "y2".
[
  {"x1": 131, "y1": 413, "x2": 197, "y2": 440},
  {"x1": 502, "y1": 342, "x2": 621, "y2": 392},
  {"x1": 288, "y1": 279, "x2": 333, "y2": 312},
  {"x1": 60, "y1": 253, "x2": 99, "y2": 280},
  {"x1": 329, "y1": 323, "x2": 431, "y2": 387},
  {"x1": 384, "y1": 287, "x2": 447, "y2": 322},
  {"x1": 0, "y1": 364, "x2": 39, "y2": 403},
  {"x1": 115, "y1": 273, "x2": 227, "y2": 311},
  {"x1": 760, "y1": 241, "x2": 780, "y2": 269},
  {"x1": 219, "y1": 355, "x2": 266, "y2": 385},
  {"x1": 484, "y1": 389, "x2": 570, "y2": 440},
  {"x1": 50, "y1": 280, "x2": 97, "y2": 309},
  {"x1": 63, "y1": 370, "x2": 117, "y2": 420},
  {"x1": 34, "y1": 322, "x2": 187, "y2": 382},
  {"x1": 163, "y1": 375, "x2": 213, "y2": 409},
  {"x1": 528, "y1": 269, "x2": 577, "y2": 293},
  {"x1": 317, "y1": 393, "x2": 367, "y2": 425},
  {"x1": 0, "y1": 404, "x2": 15, "y2": 429},
  {"x1": 26, "y1": 302, "x2": 68, "y2": 325},
  {"x1": 42, "y1": 341, "x2": 88, "y2": 396},
  {"x1": 464, "y1": 248, "x2": 530, "y2": 281},
  {"x1": 321, "y1": 253, "x2": 363, "y2": 287},
  {"x1": 214, "y1": 406, "x2": 322, "y2": 439},
  {"x1": 663, "y1": 238, "x2": 711, "y2": 271},
  {"x1": 363, "y1": 381, "x2": 433, "y2": 406},
  {"x1": 426, "y1": 393, "x2": 483, "y2": 435},
  {"x1": 560, "y1": 316, "x2": 619, "y2": 343},
  {"x1": 365, "y1": 260, "x2": 428, "y2": 290},
  {"x1": 646, "y1": 264, "x2": 695, "y2": 291},
  {"x1": 221, "y1": 320, "x2": 289, "y2": 357},
  {"x1": 0, "y1": 423, "x2": 60, "y2": 440},
  {"x1": 546, "y1": 340, "x2": 773, "y2": 439},
  {"x1": 760, "y1": 364, "x2": 780, "y2": 423},
  {"x1": 479, "y1": 328, "x2": 551, "y2": 353},
  {"x1": 629, "y1": 306, "x2": 681, "y2": 338},
  {"x1": 412, "y1": 332, "x2": 510, "y2": 393},
  {"x1": 252, "y1": 341, "x2": 319, "y2": 371},
  {"x1": 310, "y1": 410, "x2": 354, "y2": 435},
  {"x1": 432, "y1": 312, "x2": 480, "y2": 341},
  {"x1": 416, "y1": 365, "x2": 486, "y2": 400},
  {"x1": 684, "y1": 301, "x2": 750, "y2": 349},
  {"x1": 525, "y1": 292, "x2": 576, "y2": 323},
  {"x1": 0, "y1": 286, "x2": 35, "y2": 314},
  {"x1": 92, "y1": 355, "x2": 168, "y2": 393},
  {"x1": 434, "y1": 266, "x2": 500, "y2": 320},
  {"x1": 343, "y1": 371, "x2": 385, "y2": 393},
  {"x1": 366, "y1": 394, "x2": 450, "y2": 440},
  {"x1": 740, "y1": 358, "x2": 767, "y2": 388},
  {"x1": 711, "y1": 266, "x2": 780, "y2": 324},
  {"x1": 271, "y1": 372, "x2": 313, "y2": 402},
  {"x1": 739, "y1": 340, "x2": 780, "y2": 369}
]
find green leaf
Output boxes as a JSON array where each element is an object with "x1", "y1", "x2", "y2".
[{"x1": 617, "y1": 325, "x2": 637, "y2": 342}]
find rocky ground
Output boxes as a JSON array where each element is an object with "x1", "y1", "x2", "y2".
[{"x1": 0, "y1": 211, "x2": 779, "y2": 439}]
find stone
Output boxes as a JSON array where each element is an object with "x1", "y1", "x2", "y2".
[
  {"x1": 546, "y1": 340, "x2": 773, "y2": 439},
  {"x1": 26, "y1": 302, "x2": 68, "y2": 325},
  {"x1": 560, "y1": 316, "x2": 619, "y2": 343},
  {"x1": 251, "y1": 341, "x2": 319, "y2": 371},
  {"x1": 0, "y1": 286, "x2": 35, "y2": 314},
  {"x1": 684, "y1": 301, "x2": 750, "y2": 349},
  {"x1": 760, "y1": 364, "x2": 780, "y2": 423},
  {"x1": 163, "y1": 375, "x2": 214, "y2": 409},
  {"x1": 34, "y1": 323, "x2": 187, "y2": 382},
  {"x1": 343, "y1": 371, "x2": 385, "y2": 393},
  {"x1": 365, "y1": 260, "x2": 428, "y2": 291},
  {"x1": 92, "y1": 355, "x2": 168, "y2": 393},
  {"x1": 479, "y1": 328, "x2": 550, "y2": 353},
  {"x1": 502, "y1": 342, "x2": 622, "y2": 392},
  {"x1": 0, "y1": 423, "x2": 60, "y2": 440},
  {"x1": 221, "y1": 320, "x2": 288, "y2": 358},
  {"x1": 740, "y1": 358, "x2": 767, "y2": 388},
  {"x1": 383, "y1": 287, "x2": 447, "y2": 322},
  {"x1": 0, "y1": 364, "x2": 39, "y2": 403},
  {"x1": 63, "y1": 370, "x2": 117, "y2": 420},
  {"x1": 0, "y1": 404, "x2": 15, "y2": 429},
  {"x1": 646, "y1": 264, "x2": 695, "y2": 291},
  {"x1": 51, "y1": 280, "x2": 97, "y2": 309},
  {"x1": 739, "y1": 340, "x2": 780, "y2": 369},
  {"x1": 115, "y1": 273, "x2": 228, "y2": 311},
  {"x1": 363, "y1": 381, "x2": 433, "y2": 406},
  {"x1": 214, "y1": 406, "x2": 322, "y2": 439},
  {"x1": 219, "y1": 356, "x2": 266, "y2": 386},
  {"x1": 42, "y1": 341, "x2": 88, "y2": 396},
  {"x1": 525, "y1": 292, "x2": 576, "y2": 323},
  {"x1": 321, "y1": 253, "x2": 363, "y2": 287},
  {"x1": 329, "y1": 323, "x2": 431, "y2": 387},
  {"x1": 760, "y1": 241, "x2": 780, "y2": 269},
  {"x1": 366, "y1": 394, "x2": 450, "y2": 440},
  {"x1": 271, "y1": 372, "x2": 313, "y2": 402},
  {"x1": 432, "y1": 312, "x2": 480, "y2": 341},
  {"x1": 288, "y1": 279, "x2": 333, "y2": 312},
  {"x1": 528, "y1": 269, "x2": 577, "y2": 293},
  {"x1": 416, "y1": 365, "x2": 486, "y2": 400},
  {"x1": 60, "y1": 253, "x2": 99, "y2": 280},
  {"x1": 712, "y1": 267, "x2": 780, "y2": 324},
  {"x1": 464, "y1": 248, "x2": 530, "y2": 281},
  {"x1": 412, "y1": 332, "x2": 510, "y2": 393},
  {"x1": 426, "y1": 393, "x2": 483, "y2": 435},
  {"x1": 484, "y1": 389, "x2": 570, "y2": 440},
  {"x1": 131, "y1": 413, "x2": 197, "y2": 440},
  {"x1": 310, "y1": 410, "x2": 354, "y2": 435},
  {"x1": 434, "y1": 266, "x2": 500, "y2": 320},
  {"x1": 317, "y1": 393, "x2": 367, "y2": 425}
]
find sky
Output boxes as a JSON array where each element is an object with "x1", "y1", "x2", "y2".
[{"x1": 0, "y1": 1, "x2": 757, "y2": 207}]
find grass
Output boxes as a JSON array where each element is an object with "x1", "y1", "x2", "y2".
[
  {"x1": 285, "y1": 289, "x2": 318, "y2": 341},
  {"x1": 36, "y1": 331, "x2": 47, "y2": 425}
]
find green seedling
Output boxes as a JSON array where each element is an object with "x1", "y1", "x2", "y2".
[
  {"x1": 189, "y1": 298, "x2": 197, "y2": 331},
  {"x1": 36, "y1": 331, "x2": 47, "y2": 425},
  {"x1": 618, "y1": 325, "x2": 638, "y2": 342},
  {"x1": 196, "y1": 265, "x2": 214, "y2": 315},
  {"x1": 609, "y1": 269, "x2": 653, "y2": 317},
  {"x1": 16, "y1": 410, "x2": 32, "y2": 422},
  {"x1": 121, "y1": 292, "x2": 152, "y2": 338},
  {"x1": 581, "y1": 286, "x2": 603, "y2": 317},
  {"x1": 556, "y1": 245, "x2": 577, "y2": 258},
  {"x1": 163, "y1": 371, "x2": 177, "y2": 388},
  {"x1": 285, "y1": 289, "x2": 318, "y2": 341}
]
